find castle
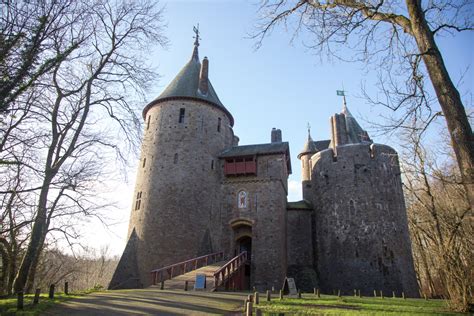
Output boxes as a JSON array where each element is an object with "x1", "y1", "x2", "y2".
[{"x1": 109, "y1": 35, "x2": 419, "y2": 297}]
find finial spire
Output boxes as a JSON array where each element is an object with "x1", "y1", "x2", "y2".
[
  {"x1": 307, "y1": 122, "x2": 312, "y2": 140},
  {"x1": 192, "y1": 24, "x2": 201, "y2": 60}
]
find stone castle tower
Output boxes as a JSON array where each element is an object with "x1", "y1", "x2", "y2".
[
  {"x1": 109, "y1": 34, "x2": 419, "y2": 296},
  {"x1": 109, "y1": 37, "x2": 235, "y2": 289},
  {"x1": 298, "y1": 99, "x2": 419, "y2": 296}
]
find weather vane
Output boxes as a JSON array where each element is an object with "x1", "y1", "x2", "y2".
[{"x1": 193, "y1": 24, "x2": 200, "y2": 46}]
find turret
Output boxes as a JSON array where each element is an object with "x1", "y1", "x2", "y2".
[
  {"x1": 298, "y1": 126, "x2": 317, "y2": 182},
  {"x1": 110, "y1": 29, "x2": 235, "y2": 289}
]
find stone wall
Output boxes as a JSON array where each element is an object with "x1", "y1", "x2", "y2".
[
  {"x1": 308, "y1": 143, "x2": 419, "y2": 297},
  {"x1": 286, "y1": 209, "x2": 317, "y2": 291}
]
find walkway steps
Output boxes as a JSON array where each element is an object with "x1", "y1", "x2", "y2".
[{"x1": 150, "y1": 261, "x2": 226, "y2": 291}]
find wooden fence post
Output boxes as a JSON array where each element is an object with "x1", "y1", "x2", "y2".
[
  {"x1": 49, "y1": 284, "x2": 55, "y2": 299},
  {"x1": 65, "y1": 281, "x2": 69, "y2": 295},
  {"x1": 33, "y1": 288, "x2": 41, "y2": 305},
  {"x1": 317, "y1": 288, "x2": 320, "y2": 298},
  {"x1": 380, "y1": 290, "x2": 384, "y2": 299},
  {"x1": 246, "y1": 301, "x2": 253, "y2": 316},
  {"x1": 254, "y1": 292, "x2": 259, "y2": 305},
  {"x1": 160, "y1": 281, "x2": 164, "y2": 290},
  {"x1": 184, "y1": 281, "x2": 188, "y2": 291},
  {"x1": 266, "y1": 290, "x2": 271, "y2": 301},
  {"x1": 373, "y1": 290, "x2": 377, "y2": 297},
  {"x1": 17, "y1": 291, "x2": 24, "y2": 310},
  {"x1": 402, "y1": 292, "x2": 406, "y2": 299},
  {"x1": 279, "y1": 289, "x2": 283, "y2": 300}
]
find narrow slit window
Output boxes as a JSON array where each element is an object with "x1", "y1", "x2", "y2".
[
  {"x1": 217, "y1": 118, "x2": 221, "y2": 132},
  {"x1": 135, "y1": 191, "x2": 142, "y2": 210},
  {"x1": 142, "y1": 158, "x2": 146, "y2": 168},
  {"x1": 179, "y1": 108, "x2": 185, "y2": 123},
  {"x1": 147, "y1": 115, "x2": 151, "y2": 130},
  {"x1": 174, "y1": 153, "x2": 178, "y2": 164},
  {"x1": 211, "y1": 160, "x2": 214, "y2": 170}
]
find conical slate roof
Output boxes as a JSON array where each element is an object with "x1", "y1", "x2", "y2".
[
  {"x1": 142, "y1": 44, "x2": 234, "y2": 125},
  {"x1": 342, "y1": 103, "x2": 371, "y2": 144},
  {"x1": 298, "y1": 134, "x2": 318, "y2": 159}
]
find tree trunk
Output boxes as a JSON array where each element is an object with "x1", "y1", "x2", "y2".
[
  {"x1": 406, "y1": 0, "x2": 474, "y2": 207},
  {"x1": 13, "y1": 177, "x2": 52, "y2": 293}
]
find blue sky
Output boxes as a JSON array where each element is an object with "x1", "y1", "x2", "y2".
[{"x1": 89, "y1": 0, "x2": 473, "y2": 256}]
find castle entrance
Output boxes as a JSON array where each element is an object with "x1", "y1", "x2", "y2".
[
  {"x1": 235, "y1": 235, "x2": 251, "y2": 290},
  {"x1": 230, "y1": 219, "x2": 253, "y2": 290}
]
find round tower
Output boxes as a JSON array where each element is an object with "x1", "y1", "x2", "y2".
[
  {"x1": 298, "y1": 126, "x2": 318, "y2": 182},
  {"x1": 298, "y1": 126, "x2": 318, "y2": 201},
  {"x1": 308, "y1": 104, "x2": 419, "y2": 297},
  {"x1": 110, "y1": 35, "x2": 235, "y2": 288}
]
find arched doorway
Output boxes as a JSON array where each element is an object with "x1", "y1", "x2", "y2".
[
  {"x1": 235, "y1": 235, "x2": 252, "y2": 290},
  {"x1": 231, "y1": 219, "x2": 253, "y2": 290}
]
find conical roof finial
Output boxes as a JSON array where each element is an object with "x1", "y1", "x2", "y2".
[{"x1": 192, "y1": 24, "x2": 200, "y2": 61}]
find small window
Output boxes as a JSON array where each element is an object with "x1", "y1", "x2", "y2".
[
  {"x1": 142, "y1": 158, "x2": 146, "y2": 168},
  {"x1": 147, "y1": 115, "x2": 151, "y2": 130},
  {"x1": 211, "y1": 160, "x2": 214, "y2": 170},
  {"x1": 174, "y1": 153, "x2": 178, "y2": 164},
  {"x1": 135, "y1": 191, "x2": 142, "y2": 210},
  {"x1": 179, "y1": 108, "x2": 185, "y2": 123},
  {"x1": 217, "y1": 118, "x2": 221, "y2": 132}
]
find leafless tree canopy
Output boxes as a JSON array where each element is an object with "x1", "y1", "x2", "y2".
[{"x1": 0, "y1": 0, "x2": 167, "y2": 295}]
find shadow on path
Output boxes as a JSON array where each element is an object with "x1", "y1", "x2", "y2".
[{"x1": 43, "y1": 288, "x2": 248, "y2": 315}]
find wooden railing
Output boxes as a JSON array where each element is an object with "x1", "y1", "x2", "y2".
[
  {"x1": 150, "y1": 251, "x2": 224, "y2": 285},
  {"x1": 213, "y1": 251, "x2": 248, "y2": 291}
]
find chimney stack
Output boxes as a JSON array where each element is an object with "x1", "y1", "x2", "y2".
[
  {"x1": 271, "y1": 128, "x2": 282, "y2": 143},
  {"x1": 198, "y1": 57, "x2": 209, "y2": 95}
]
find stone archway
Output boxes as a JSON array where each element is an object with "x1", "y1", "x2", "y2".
[{"x1": 230, "y1": 219, "x2": 253, "y2": 289}]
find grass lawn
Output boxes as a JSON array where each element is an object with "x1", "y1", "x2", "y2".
[
  {"x1": 254, "y1": 294, "x2": 464, "y2": 315},
  {"x1": 0, "y1": 292, "x2": 86, "y2": 316}
]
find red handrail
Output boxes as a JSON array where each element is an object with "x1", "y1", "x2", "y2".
[
  {"x1": 150, "y1": 251, "x2": 224, "y2": 285},
  {"x1": 213, "y1": 251, "x2": 248, "y2": 290}
]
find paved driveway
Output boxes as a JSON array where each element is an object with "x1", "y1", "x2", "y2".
[{"x1": 43, "y1": 289, "x2": 248, "y2": 315}]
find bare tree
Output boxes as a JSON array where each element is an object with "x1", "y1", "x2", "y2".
[
  {"x1": 402, "y1": 131, "x2": 472, "y2": 311},
  {"x1": 0, "y1": 0, "x2": 83, "y2": 113},
  {"x1": 0, "y1": 0, "x2": 167, "y2": 294},
  {"x1": 255, "y1": 0, "x2": 473, "y2": 206}
]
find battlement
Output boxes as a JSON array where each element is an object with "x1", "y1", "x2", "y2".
[{"x1": 311, "y1": 143, "x2": 400, "y2": 169}]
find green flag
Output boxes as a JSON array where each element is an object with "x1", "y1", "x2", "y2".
[{"x1": 336, "y1": 90, "x2": 345, "y2": 96}]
